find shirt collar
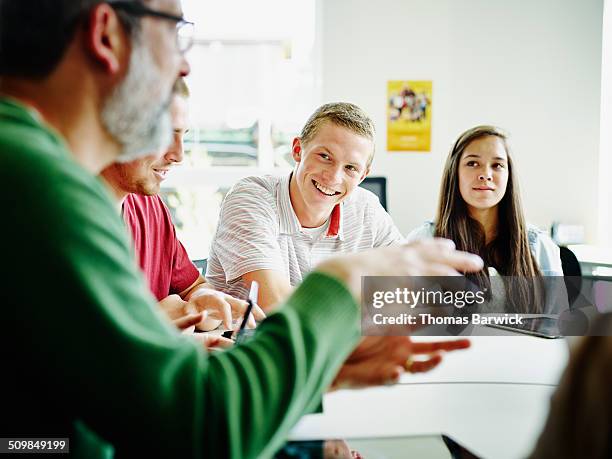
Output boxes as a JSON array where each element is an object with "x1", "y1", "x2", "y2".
[
  {"x1": 0, "y1": 97, "x2": 67, "y2": 155},
  {"x1": 0, "y1": 97, "x2": 43, "y2": 126},
  {"x1": 277, "y1": 172, "x2": 344, "y2": 240},
  {"x1": 328, "y1": 203, "x2": 343, "y2": 239}
]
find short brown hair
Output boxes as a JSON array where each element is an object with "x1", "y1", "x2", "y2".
[{"x1": 299, "y1": 102, "x2": 376, "y2": 166}]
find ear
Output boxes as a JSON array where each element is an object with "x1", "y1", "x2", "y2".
[
  {"x1": 358, "y1": 166, "x2": 371, "y2": 184},
  {"x1": 85, "y1": 4, "x2": 128, "y2": 75},
  {"x1": 292, "y1": 137, "x2": 302, "y2": 163}
]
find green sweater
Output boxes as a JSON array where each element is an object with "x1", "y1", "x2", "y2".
[{"x1": 0, "y1": 98, "x2": 360, "y2": 458}]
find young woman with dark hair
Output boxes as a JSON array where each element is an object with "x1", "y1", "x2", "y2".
[{"x1": 407, "y1": 125, "x2": 564, "y2": 313}]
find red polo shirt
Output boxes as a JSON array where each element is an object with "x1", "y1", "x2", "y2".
[{"x1": 122, "y1": 194, "x2": 199, "y2": 300}]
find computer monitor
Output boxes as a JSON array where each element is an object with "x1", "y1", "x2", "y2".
[{"x1": 359, "y1": 176, "x2": 388, "y2": 211}]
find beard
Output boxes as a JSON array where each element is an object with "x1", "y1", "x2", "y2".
[{"x1": 101, "y1": 41, "x2": 173, "y2": 163}]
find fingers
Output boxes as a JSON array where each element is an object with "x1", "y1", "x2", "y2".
[
  {"x1": 225, "y1": 296, "x2": 249, "y2": 316},
  {"x1": 334, "y1": 336, "x2": 470, "y2": 389},
  {"x1": 440, "y1": 251, "x2": 484, "y2": 274},
  {"x1": 424, "y1": 240, "x2": 483, "y2": 273},
  {"x1": 181, "y1": 325, "x2": 196, "y2": 335},
  {"x1": 403, "y1": 339, "x2": 470, "y2": 373},
  {"x1": 349, "y1": 336, "x2": 420, "y2": 365},
  {"x1": 408, "y1": 238, "x2": 484, "y2": 274},
  {"x1": 205, "y1": 336, "x2": 234, "y2": 349},
  {"x1": 219, "y1": 300, "x2": 233, "y2": 330},
  {"x1": 250, "y1": 303, "x2": 266, "y2": 321},
  {"x1": 427, "y1": 238, "x2": 456, "y2": 250},
  {"x1": 411, "y1": 339, "x2": 471, "y2": 354},
  {"x1": 421, "y1": 264, "x2": 464, "y2": 277},
  {"x1": 408, "y1": 354, "x2": 442, "y2": 373},
  {"x1": 190, "y1": 291, "x2": 256, "y2": 329},
  {"x1": 227, "y1": 295, "x2": 266, "y2": 322},
  {"x1": 192, "y1": 296, "x2": 233, "y2": 329},
  {"x1": 191, "y1": 333, "x2": 234, "y2": 350},
  {"x1": 334, "y1": 362, "x2": 404, "y2": 388},
  {"x1": 246, "y1": 312, "x2": 256, "y2": 329},
  {"x1": 229, "y1": 304, "x2": 255, "y2": 329},
  {"x1": 173, "y1": 312, "x2": 205, "y2": 330},
  {"x1": 362, "y1": 363, "x2": 403, "y2": 385}
]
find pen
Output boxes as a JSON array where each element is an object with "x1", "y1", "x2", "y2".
[
  {"x1": 222, "y1": 281, "x2": 259, "y2": 341},
  {"x1": 238, "y1": 280, "x2": 259, "y2": 332}
]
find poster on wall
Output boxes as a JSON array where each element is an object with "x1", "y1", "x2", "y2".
[{"x1": 387, "y1": 80, "x2": 432, "y2": 152}]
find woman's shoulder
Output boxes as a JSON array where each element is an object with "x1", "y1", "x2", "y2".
[
  {"x1": 405, "y1": 221, "x2": 436, "y2": 242},
  {"x1": 526, "y1": 223, "x2": 563, "y2": 275},
  {"x1": 526, "y1": 223, "x2": 555, "y2": 248}
]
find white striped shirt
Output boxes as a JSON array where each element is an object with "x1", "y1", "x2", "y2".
[{"x1": 206, "y1": 173, "x2": 404, "y2": 299}]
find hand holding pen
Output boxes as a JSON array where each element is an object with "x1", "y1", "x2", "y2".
[{"x1": 222, "y1": 281, "x2": 264, "y2": 340}]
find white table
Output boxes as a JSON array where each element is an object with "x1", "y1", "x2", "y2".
[
  {"x1": 567, "y1": 244, "x2": 612, "y2": 277},
  {"x1": 289, "y1": 335, "x2": 570, "y2": 459},
  {"x1": 403, "y1": 335, "x2": 569, "y2": 386}
]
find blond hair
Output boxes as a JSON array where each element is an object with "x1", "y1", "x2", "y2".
[{"x1": 300, "y1": 102, "x2": 376, "y2": 166}]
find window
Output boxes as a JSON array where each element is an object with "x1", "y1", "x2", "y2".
[{"x1": 161, "y1": 0, "x2": 319, "y2": 259}]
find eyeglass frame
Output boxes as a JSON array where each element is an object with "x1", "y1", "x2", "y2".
[{"x1": 109, "y1": 1, "x2": 195, "y2": 53}]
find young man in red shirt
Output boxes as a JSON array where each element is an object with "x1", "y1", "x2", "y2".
[{"x1": 101, "y1": 79, "x2": 261, "y2": 332}]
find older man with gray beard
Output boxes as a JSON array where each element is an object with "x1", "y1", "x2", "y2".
[{"x1": 0, "y1": 1, "x2": 483, "y2": 457}]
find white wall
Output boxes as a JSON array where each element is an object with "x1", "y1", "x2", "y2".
[
  {"x1": 599, "y1": 0, "x2": 612, "y2": 247},
  {"x1": 319, "y1": 0, "x2": 603, "y2": 240}
]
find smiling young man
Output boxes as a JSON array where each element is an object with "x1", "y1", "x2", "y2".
[{"x1": 207, "y1": 102, "x2": 404, "y2": 309}]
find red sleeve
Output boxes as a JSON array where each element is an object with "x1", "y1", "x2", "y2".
[
  {"x1": 122, "y1": 194, "x2": 199, "y2": 300},
  {"x1": 170, "y1": 229, "x2": 200, "y2": 295}
]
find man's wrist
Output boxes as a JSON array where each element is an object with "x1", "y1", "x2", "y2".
[{"x1": 315, "y1": 259, "x2": 360, "y2": 303}]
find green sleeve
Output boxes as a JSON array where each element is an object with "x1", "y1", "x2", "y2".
[
  {"x1": 2, "y1": 125, "x2": 359, "y2": 458},
  {"x1": 205, "y1": 272, "x2": 360, "y2": 458}
]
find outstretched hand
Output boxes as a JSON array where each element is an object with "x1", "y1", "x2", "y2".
[{"x1": 331, "y1": 336, "x2": 470, "y2": 390}]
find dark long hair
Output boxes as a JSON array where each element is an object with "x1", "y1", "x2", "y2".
[{"x1": 435, "y1": 125, "x2": 543, "y2": 313}]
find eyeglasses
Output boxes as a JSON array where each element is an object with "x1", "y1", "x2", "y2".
[{"x1": 110, "y1": 1, "x2": 195, "y2": 54}]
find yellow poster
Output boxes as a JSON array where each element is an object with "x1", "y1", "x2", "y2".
[{"x1": 387, "y1": 80, "x2": 432, "y2": 152}]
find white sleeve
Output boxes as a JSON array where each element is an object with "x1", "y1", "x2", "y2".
[
  {"x1": 531, "y1": 231, "x2": 567, "y2": 314},
  {"x1": 534, "y1": 232, "x2": 564, "y2": 276},
  {"x1": 372, "y1": 201, "x2": 405, "y2": 247},
  {"x1": 210, "y1": 179, "x2": 286, "y2": 282}
]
